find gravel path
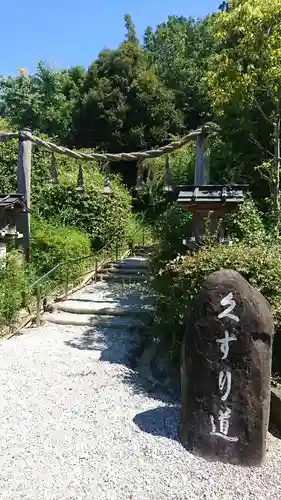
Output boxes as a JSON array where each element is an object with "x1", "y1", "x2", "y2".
[{"x1": 0, "y1": 282, "x2": 281, "y2": 499}]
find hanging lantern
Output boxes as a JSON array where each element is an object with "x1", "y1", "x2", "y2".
[
  {"x1": 103, "y1": 175, "x2": 114, "y2": 194},
  {"x1": 163, "y1": 155, "x2": 173, "y2": 192},
  {"x1": 76, "y1": 165, "x2": 84, "y2": 192},
  {"x1": 50, "y1": 153, "x2": 59, "y2": 184},
  {"x1": 135, "y1": 160, "x2": 146, "y2": 191}
]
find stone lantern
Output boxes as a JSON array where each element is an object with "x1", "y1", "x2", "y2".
[{"x1": 0, "y1": 195, "x2": 25, "y2": 266}]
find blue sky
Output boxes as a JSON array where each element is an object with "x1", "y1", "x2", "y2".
[{"x1": 1, "y1": 0, "x2": 219, "y2": 76}]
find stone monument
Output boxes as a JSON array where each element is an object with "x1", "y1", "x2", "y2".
[{"x1": 180, "y1": 269, "x2": 274, "y2": 466}]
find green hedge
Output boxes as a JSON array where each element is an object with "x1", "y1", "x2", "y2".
[
  {"x1": 30, "y1": 218, "x2": 92, "y2": 290},
  {"x1": 0, "y1": 251, "x2": 28, "y2": 326},
  {"x1": 0, "y1": 219, "x2": 93, "y2": 329},
  {"x1": 33, "y1": 181, "x2": 132, "y2": 250}
]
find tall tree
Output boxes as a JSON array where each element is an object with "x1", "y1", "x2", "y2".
[
  {"x1": 143, "y1": 15, "x2": 214, "y2": 130},
  {"x1": 219, "y1": 1, "x2": 231, "y2": 12},
  {"x1": 206, "y1": 0, "x2": 281, "y2": 233},
  {"x1": 73, "y1": 20, "x2": 183, "y2": 153},
  {"x1": 0, "y1": 62, "x2": 85, "y2": 143},
  {"x1": 124, "y1": 14, "x2": 138, "y2": 44}
]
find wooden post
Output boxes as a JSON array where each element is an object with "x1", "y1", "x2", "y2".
[
  {"x1": 17, "y1": 128, "x2": 32, "y2": 261},
  {"x1": 192, "y1": 131, "x2": 211, "y2": 241},
  {"x1": 194, "y1": 132, "x2": 210, "y2": 186},
  {"x1": 273, "y1": 119, "x2": 280, "y2": 238}
]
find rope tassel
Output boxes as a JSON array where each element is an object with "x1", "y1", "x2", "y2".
[
  {"x1": 50, "y1": 153, "x2": 59, "y2": 184},
  {"x1": 163, "y1": 155, "x2": 173, "y2": 192},
  {"x1": 76, "y1": 165, "x2": 84, "y2": 192},
  {"x1": 135, "y1": 160, "x2": 145, "y2": 191}
]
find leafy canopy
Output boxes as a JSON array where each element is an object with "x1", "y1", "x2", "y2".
[{"x1": 206, "y1": 0, "x2": 281, "y2": 121}]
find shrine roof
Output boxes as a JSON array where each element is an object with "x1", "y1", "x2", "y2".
[
  {"x1": 0, "y1": 194, "x2": 26, "y2": 210},
  {"x1": 176, "y1": 185, "x2": 248, "y2": 204}
]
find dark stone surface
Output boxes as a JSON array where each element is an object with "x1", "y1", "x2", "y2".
[
  {"x1": 270, "y1": 386, "x2": 281, "y2": 434},
  {"x1": 180, "y1": 269, "x2": 274, "y2": 466}
]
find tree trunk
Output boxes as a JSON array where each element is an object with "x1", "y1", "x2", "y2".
[{"x1": 273, "y1": 118, "x2": 281, "y2": 238}]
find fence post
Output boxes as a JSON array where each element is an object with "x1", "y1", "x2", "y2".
[
  {"x1": 36, "y1": 284, "x2": 41, "y2": 327},
  {"x1": 17, "y1": 128, "x2": 32, "y2": 261},
  {"x1": 64, "y1": 265, "x2": 69, "y2": 300},
  {"x1": 115, "y1": 241, "x2": 119, "y2": 262},
  {"x1": 94, "y1": 258, "x2": 98, "y2": 281}
]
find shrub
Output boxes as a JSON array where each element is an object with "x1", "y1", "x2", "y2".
[
  {"x1": 226, "y1": 196, "x2": 269, "y2": 245},
  {"x1": 151, "y1": 241, "x2": 281, "y2": 374},
  {"x1": 0, "y1": 131, "x2": 137, "y2": 249},
  {"x1": 124, "y1": 213, "x2": 153, "y2": 247},
  {"x1": 0, "y1": 251, "x2": 28, "y2": 326},
  {"x1": 30, "y1": 218, "x2": 92, "y2": 291},
  {"x1": 150, "y1": 205, "x2": 192, "y2": 273},
  {"x1": 33, "y1": 178, "x2": 132, "y2": 250}
]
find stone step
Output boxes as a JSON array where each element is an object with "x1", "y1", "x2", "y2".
[
  {"x1": 114, "y1": 257, "x2": 149, "y2": 267},
  {"x1": 66, "y1": 293, "x2": 156, "y2": 306},
  {"x1": 42, "y1": 312, "x2": 145, "y2": 328},
  {"x1": 105, "y1": 267, "x2": 149, "y2": 275},
  {"x1": 106, "y1": 262, "x2": 149, "y2": 271},
  {"x1": 97, "y1": 273, "x2": 148, "y2": 282},
  {"x1": 55, "y1": 300, "x2": 154, "y2": 317}
]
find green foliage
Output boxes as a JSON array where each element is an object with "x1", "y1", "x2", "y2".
[
  {"x1": 150, "y1": 205, "x2": 192, "y2": 272},
  {"x1": 144, "y1": 15, "x2": 214, "y2": 129},
  {"x1": 134, "y1": 143, "x2": 195, "y2": 220},
  {"x1": 0, "y1": 221, "x2": 93, "y2": 329},
  {"x1": 124, "y1": 14, "x2": 138, "y2": 43},
  {"x1": 0, "y1": 62, "x2": 85, "y2": 144},
  {"x1": 0, "y1": 131, "x2": 134, "y2": 249},
  {"x1": 74, "y1": 38, "x2": 183, "y2": 152},
  {"x1": 124, "y1": 213, "x2": 153, "y2": 246},
  {"x1": 205, "y1": 0, "x2": 281, "y2": 214},
  {"x1": 226, "y1": 196, "x2": 269, "y2": 244},
  {"x1": 206, "y1": 0, "x2": 281, "y2": 118},
  {"x1": 0, "y1": 134, "x2": 62, "y2": 194},
  {"x1": 0, "y1": 251, "x2": 27, "y2": 326},
  {"x1": 169, "y1": 143, "x2": 196, "y2": 184},
  {"x1": 151, "y1": 241, "x2": 281, "y2": 372},
  {"x1": 30, "y1": 218, "x2": 92, "y2": 283},
  {"x1": 0, "y1": 139, "x2": 18, "y2": 192},
  {"x1": 143, "y1": 142, "x2": 195, "y2": 185},
  {"x1": 33, "y1": 178, "x2": 132, "y2": 249}
]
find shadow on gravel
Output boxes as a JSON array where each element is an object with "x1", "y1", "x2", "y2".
[
  {"x1": 62, "y1": 280, "x2": 179, "y2": 403},
  {"x1": 64, "y1": 325, "x2": 179, "y2": 404},
  {"x1": 64, "y1": 325, "x2": 141, "y2": 363},
  {"x1": 133, "y1": 405, "x2": 180, "y2": 441}
]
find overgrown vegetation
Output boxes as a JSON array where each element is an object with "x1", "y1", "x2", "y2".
[
  {"x1": 151, "y1": 239, "x2": 281, "y2": 373},
  {"x1": 1, "y1": 1, "x2": 281, "y2": 372},
  {"x1": 150, "y1": 197, "x2": 281, "y2": 375},
  {"x1": 0, "y1": 252, "x2": 28, "y2": 327},
  {"x1": 30, "y1": 218, "x2": 92, "y2": 284},
  {"x1": 0, "y1": 132, "x2": 151, "y2": 329},
  {"x1": 0, "y1": 211, "x2": 152, "y2": 329}
]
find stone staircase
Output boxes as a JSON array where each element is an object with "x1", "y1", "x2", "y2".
[{"x1": 42, "y1": 248, "x2": 155, "y2": 329}]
